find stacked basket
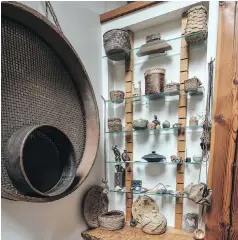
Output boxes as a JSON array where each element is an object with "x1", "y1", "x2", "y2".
[{"x1": 185, "y1": 5, "x2": 208, "y2": 44}]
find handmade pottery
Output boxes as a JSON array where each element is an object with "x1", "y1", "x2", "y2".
[
  {"x1": 142, "y1": 151, "x2": 166, "y2": 162},
  {"x1": 147, "y1": 122, "x2": 156, "y2": 129},
  {"x1": 121, "y1": 150, "x2": 130, "y2": 162},
  {"x1": 193, "y1": 155, "x2": 203, "y2": 162},
  {"x1": 162, "y1": 120, "x2": 170, "y2": 128}
]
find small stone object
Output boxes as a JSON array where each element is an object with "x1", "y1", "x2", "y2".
[
  {"x1": 152, "y1": 115, "x2": 160, "y2": 126},
  {"x1": 130, "y1": 218, "x2": 137, "y2": 227},
  {"x1": 185, "y1": 157, "x2": 192, "y2": 162},
  {"x1": 162, "y1": 120, "x2": 170, "y2": 128},
  {"x1": 121, "y1": 150, "x2": 130, "y2": 162}
]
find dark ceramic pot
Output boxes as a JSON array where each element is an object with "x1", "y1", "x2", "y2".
[
  {"x1": 5, "y1": 125, "x2": 76, "y2": 197},
  {"x1": 142, "y1": 151, "x2": 166, "y2": 162}
]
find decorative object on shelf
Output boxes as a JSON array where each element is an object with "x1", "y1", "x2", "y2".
[
  {"x1": 200, "y1": 131, "x2": 211, "y2": 150},
  {"x1": 103, "y1": 29, "x2": 131, "y2": 61},
  {"x1": 102, "y1": 179, "x2": 109, "y2": 194},
  {"x1": 147, "y1": 122, "x2": 156, "y2": 130},
  {"x1": 114, "y1": 164, "x2": 125, "y2": 189},
  {"x1": 121, "y1": 149, "x2": 130, "y2": 162},
  {"x1": 173, "y1": 123, "x2": 185, "y2": 133},
  {"x1": 182, "y1": 213, "x2": 198, "y2": 233},
  {"x1": 170, "y1": 155, "x2": 183, "y2": 163},
  {"x1": 132, "y1": 81, "x2": 141, "y2": 101},
  {"x1": 130, "y1": 218, "x2": 137, "y2": 227},
  {"x1": 185, "y1": 157, "x2": 192, "y2": 163},
  {"x1": 184, "y1": 77, "x2": 202, "y2": 93},
  {"x1": 162, "y1": 120, "x2": 171, "y2": 128},
  {"x1": 110, "y1": 90, "x2": 125, "y2": 103},
  {"x1": 145, "y1": 67, "x2": 166, "y2": 99},
  {"x1": 141, "y1": 210, "x2": 167, "y2": 235},
  {"x1": 193, "y1": 155, "x2": 203, "y2": 162},
  {"x1": 144, "y1": 183, "x2": 170, "y2": 194},
  {"x1": 164, "y1": 82, "x2": 180, "y2": 92},
  {"x1": 132, "y1": 195, "x2": 159, "y2": 224},
  {"x1": 193, "y1": 228, "x2": 205, "y2": 240},
  {"x1": 83, "y1": 185, "x2": 109, "y2": 228},
  {"x1": 182, "y1": 182, "x2": 212, "y2": 205},
  {"x1": 98, "y1": 210, "x2": 125, "y2": 231},
  {"x1": 136, "y1": 33, "x2": 172, "y2": 57},
  {"x1": 5, "y1": 125, "x2": 77, "y2": 197},
  {"x1": 142, "y1": 151, "x2": 166, "y2": 162},
  {"x1": 152, "y1": 115, "x2": 160, "y2": 127},
  {"x1": 190, "y1": 116, "x2": 199, "y2": 127},
  {"x1": 112, "y1": 145, "x2": 121, "y2": 162},
  {"x1": 108, "y1": 118, "x2": 122, "y2": 132},
  {"x1": 131, "y1": 180, "x2": 142, "y2": 192},
  {"x1": 1, "y1": 2, "x2": 100, "y2": 202},
  {"x1": 132, "y1": 118, "x2": 148, "y2": 130},
  {"x1": 185, "y1": 5, "x2": 208, "y2": 44}
]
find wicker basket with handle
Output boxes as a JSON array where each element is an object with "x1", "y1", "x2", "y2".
[
  {"x1": 185, "y1": 5, "x2": 208, "y2": 44},
  {"x1": 164, "y1": 82, "x2": 180, "y2": 92},
  {"x1": 98, "y1": 210, "x2": 125, "y2": 230},
  {"x1": 184, "y1": 77, "x2": 202, "y2": 92}
]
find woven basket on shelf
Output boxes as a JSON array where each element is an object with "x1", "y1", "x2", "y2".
[
  {"x1": 184, "y1": 77, "x2": 202, "y2": 92},
  {"x1": 110, "y1": 90, "x2": 125, "y2": 104},
  {"x1": 164, "y1": 82, "x2": 180, "y2": 92},
  {"x1": 98, "y1": 210, "x2": 125, "y2": 230},
  {"x1": 185, "y1": 5, "x2": 208, "y2": 44},
  {"x1": 103, "y1": 29, "x2": 131, "y2": 61},
  {"x1": 108, "y1": 118, "x2": 122, "y2": 132},
  {"x1": 144, "y1": 68, "x2": 166, "y2": 96}
]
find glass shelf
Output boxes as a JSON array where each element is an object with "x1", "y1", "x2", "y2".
[
  {"x1": 104, "y1": 87, "x2": 204, "y2": 104},
  {"x1": 106, "y1": 161, "x2": 201, "y2": 165},
  {"x1": 102, "y1": 31, "x2": 206, "y2": 59},
  {"x1": 109, "y1": 189, "x2": 187, "y2": 198},
  {"x1": 105, "y1": 125, "x2": 202, "y2": 134}
]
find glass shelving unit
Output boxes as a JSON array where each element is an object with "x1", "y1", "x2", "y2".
[
  {"x1": 109, "y1": 189, "x2": 187, "y2": 198},
  {"x1": 106, "y1": 161, "x2": 201, "y2": 165},
  {"x1": 105, "y1": 125, "x2": 202, "y2": 134}
]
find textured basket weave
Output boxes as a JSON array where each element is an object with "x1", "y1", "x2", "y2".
[
  {"x1": 164, "y1": 82, "x2": 180, "y2": 92},
  {"x1": 184, "y1": 77, "x2": 202, "y2": 92},
  {"x1": 144, "y1": 68, "x2": 166, "y2": 96},
  {"x1": 108, "y1": 118, "x2": 122, "y2": 132},
  {"x1": 1, "y1": 2, "x2": 99, "y2": 202},
  {"x1": 141, "y1": 210, "x2": 167, "y2": 235},
  {"x1": 103, "y1": 29, "x2": 131, "y2": 61},
  {"x1": 185, "y1": 5, "x2": 208, "y2": 44},
  {"x1": 98, "y1": 210, "x2": 125, "y2": 230},
  {"x1": 83, "y1": 186, "x2": 109, "y2": 229},
  {"x1": 110, "y1": 90, "x2": 125, "y2": 103}
]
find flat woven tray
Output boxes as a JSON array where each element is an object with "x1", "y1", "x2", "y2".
[{"x1": 1, "y1": 2, "x2": 99, "y2": 202}]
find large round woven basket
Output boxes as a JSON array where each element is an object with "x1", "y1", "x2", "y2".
[
  {"x1": 103, "y1": 29, "x2": 131, "y2": 61},
  {"x1": 1, "y1": 2, "x2": 100, "y2": 202}
]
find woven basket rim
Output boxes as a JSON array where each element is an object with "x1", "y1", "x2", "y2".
[
  {"x1": 144, "y1": 67, "x2": 166, "y2": 76},
  {"x1": 187, "y1": 5, "x2": 208, "y2": 14},
  {"x1": 103, "y1": 29, "x2": 130, "y2": 37}
]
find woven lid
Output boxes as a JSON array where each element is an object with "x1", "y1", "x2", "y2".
[
  {"x1": 144, "y1": 67, "x2": 166, "y2": 76},
  {"x1": 146, "y1": 33, "x2": 161, "y2": 43}
]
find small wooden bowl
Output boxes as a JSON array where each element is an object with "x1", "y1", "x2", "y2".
[{"x1": 193, "y1": 229, "x2": 205, "y2": 240}]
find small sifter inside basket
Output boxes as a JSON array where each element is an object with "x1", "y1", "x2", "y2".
[{"x1": 23, "y1": 130, "x2": 62, "y2": 193}]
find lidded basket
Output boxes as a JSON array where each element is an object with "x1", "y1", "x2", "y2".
[
  {"x1": 185, "y1": 5, "x2": 208, "y2": 44},
  {"x1": 184, "y1": 77, "x2": 202, "y2": 92},
  {"x1": 103, "y1": 29, "x2": 131, "y2": 61},
  {"x1": 144, "y1": 68, "x2": 166, "y2": 97}
]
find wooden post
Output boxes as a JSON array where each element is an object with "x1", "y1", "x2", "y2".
[
  {"x1": 206, "y1": 2, "x2": 238, "y2": 239},
  {"x1": 125, "y1": 30, "x2": 134, "y2": 222},
  {"x1": 175, "y1": 13, "x2": 188, "y2": 229}
]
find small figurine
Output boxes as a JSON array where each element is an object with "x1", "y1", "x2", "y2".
[
  {"x1": 152, "y1": 115, "x2": 160, "y2": 126},
  {"x1": 112, "y1": 145, "x2": 121, "y2": 162},
  {"x1": 130, "y1": 218, "x2": 137, "y2": 227},
  {"x1": 121, "y1": 150, "x2": 130, "y2": 162}
]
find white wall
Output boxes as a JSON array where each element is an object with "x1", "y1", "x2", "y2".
[{"x1": 1, "y1": 1, "x2": 108, "y2": 240}]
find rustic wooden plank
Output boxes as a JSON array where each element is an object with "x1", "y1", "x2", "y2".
[
  {"x1": 178, "y1": 141, "x2": 185, "y2": 151},
  {"x1": 178, "y1": 151, "x2": 186, "y2": 160},
  {"x1": 181, "y1": 47, "x2": 189, "y2": 60},
  {"x1": 126, "y1": 193, "x2": 133, "y2": 199},
  {"x1": 178, "y1": 107, "x2": 186, "y2": 119},
  {"x1": 175, "y1": 213, "x2": 183, "y2": 229},
  {"x1": 100, "y1": 2, "x2": 159, "y2": 23},
  {"x1": 181, "y1": 38, "x2": 188, "y2": 48},
  {"x1": 180, "y1": 71, "x2": 188, "y2": 83},
  {"x1": 82, "y1": 226, "x2": 193, "y2": 240},
  {"x1": 176, "y1": 174, "x2": 184, "y2": 184},
  {"x1": 206, "y1": 2, "x2": 238, "y2": 239},
  {"x1": 180, "y1": 59, "x2": 189, "y2": 72},
  {"x1": 125, "y1": 31, "x2": 134, "y2": 223},
  {"x1": 176, "y1": 204, "x2": 183, "y2": 214},
  {"x1": 179, "y1": 94, "x2": 187, "y2": 107},
  {"x1": 177, "y1": 164, "x2": 185, "y2": 174}
]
